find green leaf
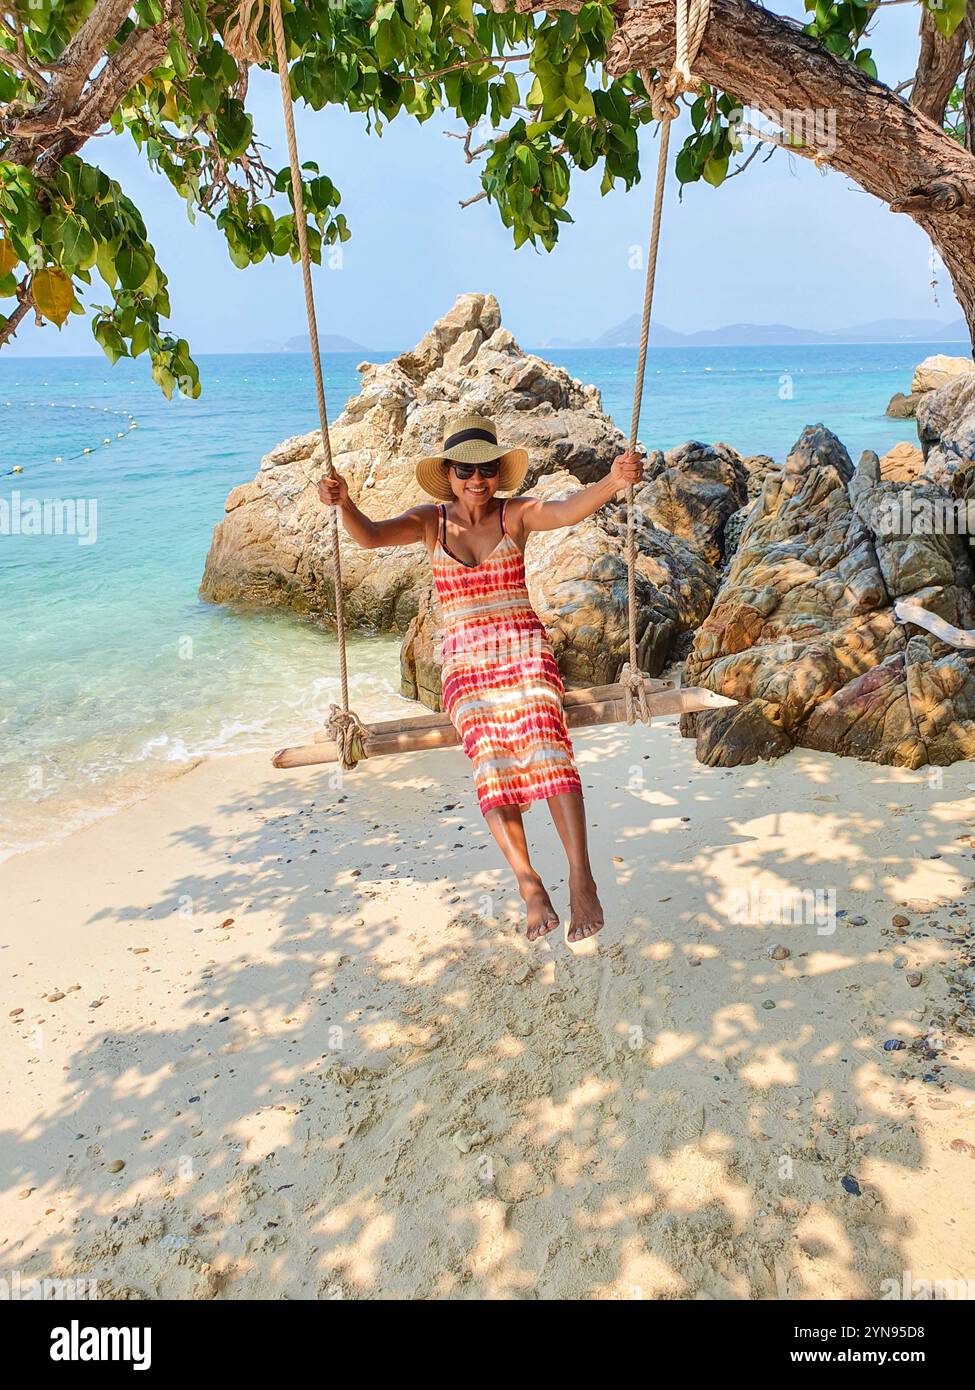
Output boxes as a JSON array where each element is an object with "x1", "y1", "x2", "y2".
[
  {"x1": 702, "y1": 154, "x2": 729, "y2": 187},
  {"x1": 566, "y1": 86, "x2": 595, "y2": 118},
  {"x1": 59, "y1": 215, "x2": 96, "y2": 271},
  {"x1": 928, "y1": 0, "x2": 968, "y2": 37},
  {"x1": 675, "y1": 145, "x2": 699, "y2": 184},
  {"x1": 95, "y1": 240, "x2": 118, "y2": 288},
  {"x1": 116, "y1": 244, "x2": 151, "y2": 291},
  {"x1": 215, "y1": 100, "x2": 253, "y2": 159},
  {"x1": 168, "y1": 35, "x2": 189, "y2": 80},
  {"x1": 130, "y1": 319, "x2": 151, "y2": 357}
]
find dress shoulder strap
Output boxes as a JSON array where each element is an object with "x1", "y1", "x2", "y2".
[{"x1": 437, "y1": 502, "x2": 446, "y2": 546}]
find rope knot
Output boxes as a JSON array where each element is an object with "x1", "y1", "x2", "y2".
[
  {"x1": 326, "y1": 703, "x2": 370, "y2": 771},
  {"x1": 643, "y1": 0, "x2": 711, "y2": 124},
  {"x1": 619, "y1": 662, "x2": 654, "y2": 727}
]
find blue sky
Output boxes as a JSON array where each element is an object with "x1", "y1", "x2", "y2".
[{"x1": 6, "y1": 3, "x2": 961, "y2": 355}]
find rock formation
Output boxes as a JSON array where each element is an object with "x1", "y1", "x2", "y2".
[
  {"x1": 680, "y1": 422, "x2": 975, "y2": 767},
  {"x1": 200, "y1": 293, "x2": 627, "y2": 631}
]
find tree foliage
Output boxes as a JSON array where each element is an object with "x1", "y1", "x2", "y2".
[{"x1": 0, "y1": 0, "x2": 971, "y2": 391}]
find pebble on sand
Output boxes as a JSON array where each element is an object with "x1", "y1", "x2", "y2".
[
  {"x1": 105, "y1": 1159, "x2": 126, "y2": 1173},
  {"x1": 841, "y1": 1176, "x2": 862, "y2": 1196},
  {"x1": 906, "y1": 971, "x2": 923, "y2": 988},
  {"x1": 767, "y1": 944, "x2": 790, "y2": 960}
]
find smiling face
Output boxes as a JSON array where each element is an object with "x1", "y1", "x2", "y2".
[{"x1": 445, "y1": 461, "x2": 500, "y2": 506}]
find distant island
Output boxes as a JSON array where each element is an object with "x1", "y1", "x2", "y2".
[
  {"x1": 541, "y1": 315, "x2": 972, "y2": 350},
  {"x1": 248, "y1": 332, "x2": 371, "y2": 353}
]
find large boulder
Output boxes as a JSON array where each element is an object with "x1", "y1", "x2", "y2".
[
  {"x1": 200, "y1": 293, "x2": 628, "y2": 629},
  {"x1": 912, "y1": 354, "x2": 974, "y2": 395},
  {"x1": 680, "y1": 424, "x2": 975, "y2": 767},
  {"x1": 878, "y1": 441, "x2": 923, "y2": 483},
  {"x1": 885, "y1": 391, "x2": 922, "y2": 420},
  {"x1": 885, "y1": 352, "x2": 972, "y2": 419},
  {"x1": 401, "y1": 471, "x2": 719, "y2": 709},
  {"x1": 633, "y1": 441, "x2": 749, "y2": 567}
]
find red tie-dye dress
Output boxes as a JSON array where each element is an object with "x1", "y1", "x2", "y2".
[{"x1": 432, "y1": 499, "x2": 583, "y2": 816}]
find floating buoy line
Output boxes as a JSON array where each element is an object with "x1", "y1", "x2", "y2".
[{"x1": 2, "y1": 400, "x2": 138, "y2": 474}]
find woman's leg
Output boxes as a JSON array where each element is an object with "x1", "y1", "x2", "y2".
[
  {"x1": 483, "y1": 803, "x2": 559, "y2": 942},
  {"x1": 546, "y1": 791, "x2": 604, "y2": 942}
]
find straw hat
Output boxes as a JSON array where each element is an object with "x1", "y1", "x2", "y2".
[{"x1": 415, "y1": 413, "x2": 529, "y2": 502}]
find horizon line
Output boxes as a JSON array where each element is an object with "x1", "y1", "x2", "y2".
[{"x1": 2, "y1": 334, "x2": 971, "y2": 362}]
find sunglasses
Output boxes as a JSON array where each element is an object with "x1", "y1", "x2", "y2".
[{"x1": 446, "y1": 460, "x2": 500, "y2": 480}]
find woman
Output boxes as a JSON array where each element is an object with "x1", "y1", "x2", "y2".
[{"x1": 318, "y1": 412, "x2": 644, "y2": 944}]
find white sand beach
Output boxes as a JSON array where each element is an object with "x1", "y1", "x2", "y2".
[{"x1": 2, "y1": 716, "x2": 974, "y2": 1300}]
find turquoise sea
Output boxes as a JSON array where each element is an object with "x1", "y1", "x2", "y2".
[{"x1": 0, "y1": 341, "x2": 949, "y2": 857}]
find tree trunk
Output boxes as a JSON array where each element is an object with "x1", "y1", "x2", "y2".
[{"x1": 595, "y1": 0, "x2": 975, "y2": 348}]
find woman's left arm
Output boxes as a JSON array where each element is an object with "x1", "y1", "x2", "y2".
[{"x1": 512, "y1": 450, "x2": 645, "y2": 535}]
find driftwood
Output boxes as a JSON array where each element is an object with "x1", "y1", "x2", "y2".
[
  {"x1": 271, "y1": 682, "x2": 737, "y2": 769},
  {"x1": 894, "y1": 599, "x2": 975, "y2": 650}
]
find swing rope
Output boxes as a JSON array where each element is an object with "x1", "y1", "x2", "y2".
[
  {"x1": 619, "y1": 0, "x2": 711, "y2": 724},
  {"x1": 227, "y1": 0, "x2": 710, "y2": 758},
  {"x1": 267, "y1": 0, "x2": 368, "y2": 770}
]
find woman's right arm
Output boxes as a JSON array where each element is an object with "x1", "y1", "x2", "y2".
[{"x1": 317, "y1": 473, "x2": 432, "y2": 550}]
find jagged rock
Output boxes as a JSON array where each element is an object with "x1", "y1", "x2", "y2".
[
  {"x1": 680, "y1": 425, "x2": 975, "y2": 767},
  {"x1": 911, "y1": 354, "x2": 974, "y2": 395},
  {"x1": 744, "y1": 454, "x2": 778, "y2": 498},
  {"x1": 722, "y1": 501, "x2": 758, "y2": 566},
  {"x1": 916, "y1": 372, "x2": 975, "y2": 489},
  {"x1": 850, "y1": 452, "x2": 975, "y2": 605},
  {"x1": 886, "y1": 391, "x2": 922, "y2": 420},
  {"x1": 400, "y1": 470, "x2": 719, "y2": 708},
  {"x1": 801, "y1": 639, "x2": 975, "y2": 766},
  {"x1": 879, "y1": 442, "x2": 923, "y2": 482},
  {"x1": 634, "y1": 442, "x2": 748, "y2": 566},
  {"x1": 200, "y1": 293, "x2": 627, "y2": 629}
]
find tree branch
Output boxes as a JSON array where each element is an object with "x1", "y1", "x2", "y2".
[
  {"x1": 597, "y1": 0, "x2": 975, "y2": 340},
  {"x1": 0, "y1": 281, "x2": 34, "y2": 350},
  {"x1": 911, "y1": 8, "x2": 970, "y2": 125},
  {"x1": 5, "y1": 2, "x2": 178, "y2": 167}
]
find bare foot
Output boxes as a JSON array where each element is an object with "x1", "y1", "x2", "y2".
[
  {"x1": 567, "y1": 870, "x2": 604, "y2": 943},
  {"x1": 522, "y1": 878, "x2": 559, "y2": 942}
]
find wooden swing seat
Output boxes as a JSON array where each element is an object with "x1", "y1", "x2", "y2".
[{"x1": 272, "y1": 678, "x2": 736, "y2": 768}]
